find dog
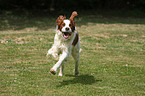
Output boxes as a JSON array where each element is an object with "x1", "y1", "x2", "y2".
[{"x1": 46, "y1": 11, "x2": 80, "y2": 76}]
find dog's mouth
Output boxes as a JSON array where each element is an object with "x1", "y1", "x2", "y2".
[{"x1": 62, "y1": 32, "x2": 72, "y2": 39}]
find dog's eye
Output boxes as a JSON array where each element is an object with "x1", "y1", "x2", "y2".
[
  {"x1": 69, "y1": 24, "x2": 72, "y2": 26},
  {"x1": 62, "y1": 23, "x2": 65, "y2": 26}
]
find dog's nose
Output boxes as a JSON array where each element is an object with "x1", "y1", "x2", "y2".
[{"x1": 65, "y1": 27, "x2": 69, "y2": 31}]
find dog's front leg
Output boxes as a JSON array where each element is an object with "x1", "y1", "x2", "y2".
[{"x1": 49, "y1": 52, "x2": 68, "y2": 75}]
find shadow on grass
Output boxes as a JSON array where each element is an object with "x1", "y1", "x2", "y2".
[{"x1": 57, "y1": 74, "x2": 102, "y2": 87}]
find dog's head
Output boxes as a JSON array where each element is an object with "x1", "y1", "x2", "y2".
[{"x1": 56, "y1": 11, "x2": 78, "y2": 39}]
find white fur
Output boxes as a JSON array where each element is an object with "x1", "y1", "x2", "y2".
[{"x1": 47, "y1": 20, "x2": 80, "y2": 76}]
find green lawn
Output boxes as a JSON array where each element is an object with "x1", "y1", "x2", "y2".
[{"x1": 0, "y1": 10, "x2": 145, "y2": 96}]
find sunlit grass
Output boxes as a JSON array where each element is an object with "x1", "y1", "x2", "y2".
[{"x1": 0, "y1": 11, "x2": 145, "y2": 95}]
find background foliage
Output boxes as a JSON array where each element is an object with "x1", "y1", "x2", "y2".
[{"x1": 0, "y1": 0, "x2": 145, "y2": 11}]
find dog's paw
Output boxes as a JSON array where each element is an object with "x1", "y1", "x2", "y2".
[
  {"x1": 58, "y1": 74, "x2": 63, "y2": 76},
  {"x1": 75, "y1": 73, "x2": 79, "y2": 76},
  {"x1": 49, "y1": 69, "x2": 56, "y2": 75},
  {"x1": 74, "y1": 70, "x2": 79, "y2": 76},
  {"x1": 75, "y1": 72, "x2": 79, "y2": 76}
]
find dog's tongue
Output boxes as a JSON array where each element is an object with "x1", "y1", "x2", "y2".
[
  {"x1": 63, "y1": 32, "x2": 70, "y2": 38},
  {"x1": 64, "y1": 34, "x2": 69, "y2": 38}
]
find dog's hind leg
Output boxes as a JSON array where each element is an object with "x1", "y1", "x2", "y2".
[
  {"x1": 72, "y1": 50, "x2": 79, "y2": 76},
  {"x1": 58, "y1": 60, "x2": 68, "y2": 76},
  {"x1": 58, "y1": 64, "x2": 64, "y2": 76}
]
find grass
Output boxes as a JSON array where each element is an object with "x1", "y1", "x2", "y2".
[{"x1": 0, "y1": 10, "x2": 145, "y2": 96}]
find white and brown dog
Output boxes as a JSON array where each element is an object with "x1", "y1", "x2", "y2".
[{"x1": 47, "y1": 11, "x2": 80, "y2": 76}]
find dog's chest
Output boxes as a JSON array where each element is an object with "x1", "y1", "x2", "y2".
[
  {"x1": 58, "y1": 40, "x2": 72, "y2": 51},
  {"x1": 54, "y1": 37, "x2": 72, "y2": 52}
]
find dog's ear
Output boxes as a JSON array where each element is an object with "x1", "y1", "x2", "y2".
[
  {"x1": 69, "y1": 11, "x2": 78, "y2": 21},
  {"x1": 56, "y1": 15, "x2": 66, "y2": 24},
  {"x1": 56, "y1": 15, "x2": 66, "y2": 30},
  {"x1": 69, "y1": 11, "x2": 78, "y2": 31}
]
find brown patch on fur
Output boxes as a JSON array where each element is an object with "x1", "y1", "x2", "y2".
[
  {"x1": 56, "y1": 15, "x2": 66, "y2": 24},
  {"x1": 69, "y1": 11, "x2": 78, "y2": 32},
  {"x1": 72, "y1": 33, "x2": 79, "y2": 46},
  {"x1": 56, "y1": 15, "x2": 66, "y2": 30},
  {"x1": 69, "y1": 21, "x2": 75, "y2": 32},
  {"x1": 59, "y1": 22, "x2": 65, "y2": 31},
  {"x1": 69, "y1": 11, "x2": 78, "y2": 21}
]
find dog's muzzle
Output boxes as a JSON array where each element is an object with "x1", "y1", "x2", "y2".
[{"x1": 62, "y1": 32, "x2": 72, "y2": 39}]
